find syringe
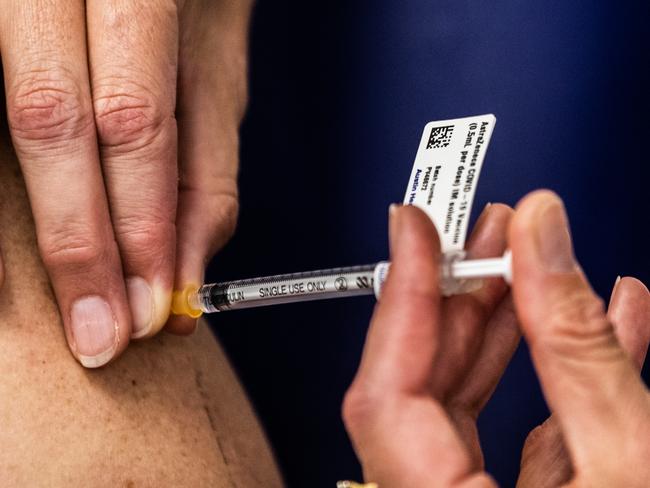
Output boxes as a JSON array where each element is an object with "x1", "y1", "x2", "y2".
[{"x1": 171, "y1": 252, "x2": 512, "y2": 317}]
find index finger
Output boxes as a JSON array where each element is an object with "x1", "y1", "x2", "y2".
[
  {"x1": 352, "y1": 204, "x2": 442, "y2": 395},
  {"x1": 1, "y1": 0, "x2": 131, "y2": 367}
]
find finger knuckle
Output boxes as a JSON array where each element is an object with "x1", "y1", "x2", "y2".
[
  {"x1": 7, "y1": 71, "x2": 93, "y2": 143},
  {"x1": 94, "y1": 83, "x2": 172, "y2": 150},
  {"x1": 213, "y1": 194, "x2": 239, "y2": 243},
  {"x1": 539, "y1": 292, "x2": 615, "y2": 356},
  {"x1": 179, "y1": 178, "x2": 239, "y2": 255},
  {"x1": 341, "y1": 384, "x2": 381, "y2": 433},
  {"x1": 114, "y1": 214, "x2": 175, "y2": 257},
  {"x1": 39, "y1": 228, "x2": 109, "y2": 273},
  {"x1": 190, "y1": 189, "x2": 240, "y2": 257}
]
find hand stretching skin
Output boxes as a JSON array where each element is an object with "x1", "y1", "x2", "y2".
[
  {"x1": 343, "y1": 191, "x2": 650, "y2": 487},
  {"x1": 0, "y1": 0, "x2": 252, "y2": 367}
]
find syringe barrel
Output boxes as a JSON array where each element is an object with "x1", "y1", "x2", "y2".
[
  {"x1": 192, "y1": 265, "x2": 377, "y2": 312},
  {"x1": 176, "y1": 253, "x2": 512, "y2": 316}
]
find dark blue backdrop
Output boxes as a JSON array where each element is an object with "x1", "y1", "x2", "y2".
[{"x1": 207, "y1": 1, "x2": 650, "y2": 486}]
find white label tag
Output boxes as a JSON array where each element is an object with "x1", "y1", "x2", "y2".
[{"x1": 404, "y1": 114, "x2": 496, "y2": 252}]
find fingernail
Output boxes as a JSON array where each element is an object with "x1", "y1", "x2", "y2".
[
  {"x1": 127, "y1": 277, "x2": 155, "y2": 338},
  {"x1": 388, "y1": 204, "x2": 402, "y2": 253},
  {"x1": 472, "y1": 202, "x2": 493, "y2": 235},
  {"x1": 70, "y1": 296, "x2": 118, "y2": 368},
  {"x1": 534, "y1": 198, "x2": 575, "y2": 273}
]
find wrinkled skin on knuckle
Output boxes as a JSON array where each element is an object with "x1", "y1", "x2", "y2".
[
  {"x1": 38, "y1": 228, "x2": 111, "y2": 276},
  {"x1": 93, "y1": 84, "x2": 173, "y2": 150},
  {"x1": 113, "y1": 214, "x2": 175, "y2": 262},
  {"x1": 7, "y1": 71, "x2": 93, "y2": 144},
  {"x1": 534, "y1": 292, "x2": 621, "y2": 363}
]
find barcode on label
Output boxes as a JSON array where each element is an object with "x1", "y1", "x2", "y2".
[
  {"x1": 426, "y1": 125, "x2": 455, "y2": 149},
  {"x1": 407, "y1": 115, "x2": 496, "y2": 252}
]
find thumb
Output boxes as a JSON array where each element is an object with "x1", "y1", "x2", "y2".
[{"x1": 509, "y1": 190, "x2": 648, "y2": 468}]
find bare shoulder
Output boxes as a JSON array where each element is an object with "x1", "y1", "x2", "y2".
[{"x1": 0, "y1": 134, "x2": 283, "y2": 487}]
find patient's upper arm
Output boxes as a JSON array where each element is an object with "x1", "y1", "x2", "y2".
[{"x1": 0, "y1": 134, "x2": 282, "y2": 487}]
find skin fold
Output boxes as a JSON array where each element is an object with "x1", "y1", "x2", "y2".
[{"x1": 0, "y1": 129, "x2": 282, "y2": 487}]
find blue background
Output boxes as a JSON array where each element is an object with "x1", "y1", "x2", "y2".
[{"x1": 208, "y1": 1, "x2": 650, "y2": 486}]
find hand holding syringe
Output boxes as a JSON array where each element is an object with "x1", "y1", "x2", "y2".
[
  {"x1": 171, "y1": 251, "x2": 512, "y2": 317},
  {"x1": 171, "y1": 115, "x2": 505, "y2": 318}
]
